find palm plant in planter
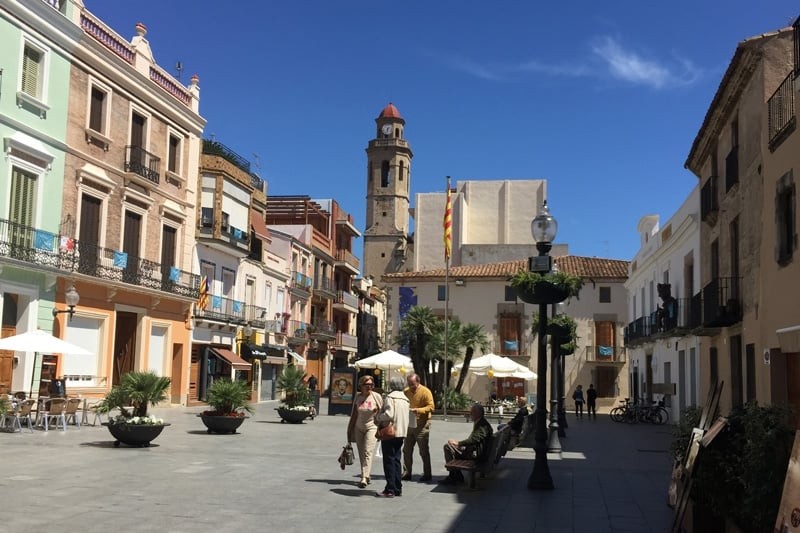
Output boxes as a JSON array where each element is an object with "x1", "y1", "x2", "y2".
[
  {"x1": 510, "y1": 269, "x2": 583, "y2": 305},
  {"x1": 101, "y1": 370, "x2": 171, "y2": 447},
  {"x1": 275, "y1": 365, "x2": 313, "y2": 423},
  {"x1": 199, "y1": 378, "x2": 253, "y2": 434}
]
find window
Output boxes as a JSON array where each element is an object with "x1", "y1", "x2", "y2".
[
  {"x1": 745, "y1": 343, "x2": 756, "y2": 402},
  {"x1": 381, "y1": 161, "x2": 390, "y2": 187},
  {"x1": 776, "y1": 172, "x2": 796, "y2": 265},
  {"x1": 437, "y1": 285, "x2": 446, "y2": 301},
  {"x1": 399, "y1": 161, "x2": 404, "y2": 181},
  {"x1": 200, "y1": 207, "x2": 213, "y2": 228},
  {"x1": 167, "y1": 133, "x2": 181, "y2": 174},
  {"x1": 20, "y1": 42, "x2": 45, "y2": 100},
  {"x1": 504, "y1": 286, "x2": 517, "y2": 302},
  {"x1": 710, "y1": 239, "x2": 719, "y2": 280},
  {"x1": 599, "y1": 287, "x2": 611, "y2": 303},
  {"x1": 89, "y1": 87, "x2": 105, "y2": 132}
]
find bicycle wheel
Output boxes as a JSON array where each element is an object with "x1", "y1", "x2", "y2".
[
  {"x1": 610, "y1": 407, "x2": 625, "y2": 423},
  {"x1": 656, "y1": 406, "x2": 669, "y2": 425}
]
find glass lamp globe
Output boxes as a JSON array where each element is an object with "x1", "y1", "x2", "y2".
[
  {"x1": 531, "y1": 201, "x2": 557, "y2": 244},
  {"x1": 65, "y1": 285, "x2": 80, "y2": 307}
]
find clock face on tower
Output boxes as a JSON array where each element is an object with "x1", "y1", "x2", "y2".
[{"x1": 381, "y1": 124, "x2": 393, "y2": 136}]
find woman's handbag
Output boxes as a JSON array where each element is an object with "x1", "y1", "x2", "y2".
[
  {"x1": 338, "y1": 443, "x2": 355, "y2": 469},
  {"x1": 375, "y1": 421, "x2": 396, "y2": 441}
]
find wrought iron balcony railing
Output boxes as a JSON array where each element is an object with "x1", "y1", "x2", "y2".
[
  {"x1": 768, "y1": 72, "x2": 795, "y2": 147},
  {"x1": 313, "y1": 276, "x2": 336, "y2": 299},
  {"x1": 265, "y1": 319, "x2": 284, "y2": 334},
  {"x1": 310, "y1": 319, "x2": 336, "y2": 339},
  {"x1": 242, "y1": 304, "x2": 268, "y2": 329},
  {"x1": 585, "y1": 345, "x2": 626, "y2": 363},
  {"x1": 195, "y1": 294, "x2": 248, "y2": 323},
  {"x1": 290, "y1": 271, "x2": 312, "y2": 291},
  {"x1": 701, "y1": 276, "x2": 742, "y2": 328},
  {"x1": 0, "y1": 218, "x2": 199, "y2": 298},
  {"x1": 334, "y1": 290, "x2": 359, "y2": 311},
  {"x1": 286, "y1": 320, "x2": 310, "y2": 344},
  {"x1": 125, "y1": 145, "x2": 160, "y2": 184},
  {"x1": 333, "y1": 331, "x2": 358, "y2": 350}
]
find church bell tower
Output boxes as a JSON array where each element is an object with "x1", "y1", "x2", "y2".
[{"x1": 362, "y1": 103, "x2": 413, "y2": 281}]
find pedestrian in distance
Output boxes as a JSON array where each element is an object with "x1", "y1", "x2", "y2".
[
  {"x1": 573, "y1": 384, "x2": 585, "y2": 418},
  {"x1": 439, "y1": 403, "x2": 493, "y2": 485},
  {"x1": 402, "y1": 373, "x2": 434, "y2": 482},
  {"x1": 586, "y1": 383, "x2": 598, "y2": 418},
  {"x1": 347, "y1": 375, "x2": 383, "y2": 488},
  {"x1": 374, "y1": 377, "x2": 410, "y2": 498},
  {"x1": 307, "y1": 374, "x2": 317, "y2": 392}
]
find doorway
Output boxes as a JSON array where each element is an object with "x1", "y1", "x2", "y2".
[{"x1": 112, "y1": 312, "x2": 138, "y2": 385}]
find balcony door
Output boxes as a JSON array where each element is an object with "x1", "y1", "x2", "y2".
[
  {"x1": 78, "y1": 194, "x2": 101, "y2": 275},
  {"x1": 595, "y1": 321, "x2": 615, "y2": 359},
  {"x1": 9, "y1": 167, "x2": 35, "y2": 257},
  {"x1": 122, "y1": 210, "x2": 142, "y2": 283},
  {"x1": 112, "y1": 311, "x2": 137, "y2": 385},
  {"x1": 160, "y1": 225, "x2": 177, "y2": 291}
]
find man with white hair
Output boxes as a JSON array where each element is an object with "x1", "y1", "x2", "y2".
[{"x1": 439, "y1": 403, "x2": 493, "y2": 485}]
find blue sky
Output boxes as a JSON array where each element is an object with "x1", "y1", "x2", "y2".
[{"x1": 89, "y1": 1, "x2": 798, "y2": 262}]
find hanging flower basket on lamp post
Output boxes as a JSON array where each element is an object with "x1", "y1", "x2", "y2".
[{"x1": 510, "y1": 270, "x2": 583, "y2": 305}]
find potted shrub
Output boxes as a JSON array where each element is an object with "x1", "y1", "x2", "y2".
[
  {"x1": 199, "y1": 378, "x2": 253, "y2": 434},
  {"x1": 100, "y1": 370, "x2": 171, "y2": 447},
  {"x1": 275, "y1": 365, "x2": 313, "y2": 423},
  {"x1": 510, "y1": 269, "x2": 583, "y2": 305},
  {"x1": 531, "y1": 313, "x2": 578, "y2": 355}
]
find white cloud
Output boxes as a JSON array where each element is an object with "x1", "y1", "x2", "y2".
[{"x1": 591, "y1": 36, "x2": 700, "y2": 89}]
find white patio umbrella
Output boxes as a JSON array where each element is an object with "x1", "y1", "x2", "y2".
[
  {"x1": 0, "y1": 329, "x2": 92, "y2": 396},
  {"x1": 454, "y1": 353, "x2": 520, "y2": 374},
  {"x1": 353, "y1": 350, "x2": 413, "y2": 371}
]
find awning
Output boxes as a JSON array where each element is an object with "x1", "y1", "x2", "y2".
[
  {"x1": 251, "y1": 208, "x2": 270, "y2": 241},
  {"x1": 241, "y1": 343, "x2": 286, "y2": 364},
  {"x1": 777, "y1": 325, "x2": 800, "y2": 353},
  {"x1": 210, "y1": 347, "x2": 252, "y2": 370},
  {"x1": 288, "y1": 351, "x2": 306, "y2": 364}
]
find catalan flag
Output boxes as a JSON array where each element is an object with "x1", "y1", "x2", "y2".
[
  {"x1": 443, "y1": 176, "x2": 452, "y2": 260},
  {"x1": 197, "y1": 275, "x2": 209, "y2": 310}
]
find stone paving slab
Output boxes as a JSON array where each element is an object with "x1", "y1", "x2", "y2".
[{"x1": 0, "y1": 401, "x2": 675, "y2": 532}]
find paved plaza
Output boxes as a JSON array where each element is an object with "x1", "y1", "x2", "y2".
[{"x1": 0, "y1": 400, "x2": 675, "y2": 532}]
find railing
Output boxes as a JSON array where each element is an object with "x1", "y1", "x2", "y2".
[
  {"x1": 290, "y1": 271, "x2": 313, "y2": 291},
  {"x1": 265, "y1": 320, "x2": 284, "y2": 334},
  {"x1": 369, "y1": 138, "x2": 409, "y2": 148},
  {"x1": 767, "y1": 73, "x2": 795, "y2": 146},
  {"x1": 42, "y1": 0, "x2": 67, "y2": 14},
  {"x1": 286, "y1": 320, "x2": 309, "y2": 343},
  {"x1": 689, "y1": 292, "x2": 703, "y2": 329},
  {"x1": 125, "y1": 145, "x2": 160, "y2": 184},
  {"x1": 224, "y1": 224, "x2": 249, "y2": 245},
  {"x1": 242, "y1": 304, "x2": 268, "y2": 329},
  {"x1": 335, "y1": 290, "x2": 359, "y2": 310},
  {"x1": 701, "y1": 276, "x2": 742, "y2": 327},
  {"x1": 334, "y1": 331, "x2": 358, "y2": 349},
  {"x1": 203, "y1": 139, "x2": 250, "y2": 172},
  {"x1": 585, "y1": 346, "x2": 626, "y2": 363},
  {"x1": 80, "y1": 13, "x2": 134, "y2": 64},
  {"x1": 335, "y1": 249, "x2": 360, "y2": 271},
  {"x1": 701, "y1": 177, "x2": 719, "y2": 222},
  {"x1": 195, "y1": 294, "x2": 247, "y2": 323},
  {"x1": 313, "y1": 276, "x2": 335, "y2": 298},
  {"x1": 0, "y1": 219, "x2": 200, "y2": 298},
  {"x1": 149, "y1": 66, "x2": 191, "y2": 106},
  {"x1": 624, "y1": 315, "x2": 655, "y2": 343},
  {"x1": 310, "y1": 319, "x2": 336, "y2": 338},
  {"x1": 725, "y1": 145, "x2": 739, "y2": 191}
]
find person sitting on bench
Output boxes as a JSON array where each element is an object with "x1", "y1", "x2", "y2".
[
  {"x1": 439, "y1": 403, "x2": 493, "y2": 485},
  {"x1": 498, "y1": 396, "x2": 530, "y2": 450}
]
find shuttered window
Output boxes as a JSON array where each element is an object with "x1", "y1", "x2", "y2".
[
  {"x1": 21, "y1": 45, "x2": 44, "y2": 98},
  {"x1": 89, "y1": 87, "x2": 105, "y2": 132},
  {"x1": 10, "y1": 167, "x2": 36, "y2": 249},
  {"x1": 498, "y1": 314, "x2": 521, "y2": 355},
  {"x1": 168, "y1": 135, "x2": 180, "y2": 173}
]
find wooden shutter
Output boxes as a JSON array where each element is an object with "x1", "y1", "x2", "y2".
[
  {"x1": 78, "y1": 195, "x2": 101, "y2": 274},
  {"x1": 21, "y1": 45, "x2": 42, "y2": 97},
  {"x1": 89, "y1": 87, "x2": 104, "y2": 132},
  {"x1": 122, "y1": 210, "x2": 141, "y2": 257},
  {"x1": 168, "y1": 136, "x2": 179, "y2": 173},
  {"x1": 595, "y1": 321, "x2": 615, "y2": 355},
  {"x1": 10, "y1": 167, "x2": 35, "y2": 227},
  {"x1": 160, "y1": 225, "x2": 177, "y2": 282},
  {"x1": 498, "y1": 314, "x2": 521, "y2": 355},
  {"x1": 131, "y1": 113, "x2": 145, "y2": 148}
]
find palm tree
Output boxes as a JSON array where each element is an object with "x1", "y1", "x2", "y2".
[
  {"x1": 395, "y1": 306, "x2": 440, "y2": 386},
  {"x1": 454, "y1": 323, "x2": 491, "y2": 393},
  {"x1": 426, "y1": 318, "x2": 464, "y2": 394}
]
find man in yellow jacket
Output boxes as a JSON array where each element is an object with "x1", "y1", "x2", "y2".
[{"x1": 403, "y1": 373, "x2": 435, "y2": 482}]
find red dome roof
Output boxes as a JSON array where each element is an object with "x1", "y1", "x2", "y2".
[{"x1": 378, "y1": 103, "x2": 402, "y2": 119}]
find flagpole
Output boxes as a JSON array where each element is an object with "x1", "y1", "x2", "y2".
[{"x1": 443, "y1": 176, "x2": 452, "y2": 422}]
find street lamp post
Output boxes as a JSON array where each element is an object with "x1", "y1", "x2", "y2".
[
  {"x1": 528, "y1": 201, "x2": 557, "y2": 490},
  {"x1": 548, "y1": 307, "x2": 562, "y2": 453},
  {"x1": 52, "y1": 285, "x2": 80, "y2": 322}
]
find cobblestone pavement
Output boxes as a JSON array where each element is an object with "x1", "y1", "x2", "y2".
[{"x1": 0, "y1": 400, "x2": 675, "y2": 532}]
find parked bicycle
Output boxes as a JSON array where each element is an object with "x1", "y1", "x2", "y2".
[{"x1": 610, "y1": 397, "x2": 669, "y2": 425}]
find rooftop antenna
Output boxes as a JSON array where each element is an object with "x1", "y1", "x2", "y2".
[{"x1": 175, "y1": 60, "x2": 184, "y2": 81}]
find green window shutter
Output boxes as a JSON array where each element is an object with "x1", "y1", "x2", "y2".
[
  {"x1": 21, "y1": 45, "x2": 42, "y2": 98},
  {"x1": 11, "y1": 167, "x2": 36, "y2": 227}
]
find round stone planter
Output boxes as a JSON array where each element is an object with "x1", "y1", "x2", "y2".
[
  {"x1": 103, "y1": 422, "x2": 169, "y2": 447},
  {"x1": 199, "y1": 414, "x2": 247, "y2": 434},
  {"x1": 277, "y1": 407, "x2": 310, "y2": 424},
  {"x1": 515, "y1": 281, "x2": 570, "y2": 305}
]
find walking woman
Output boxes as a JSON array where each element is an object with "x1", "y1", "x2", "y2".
[
  {"x1": 347, "y1": 375, "x2": 383, "y2": 488},
  {"x1": 374, "y1": 377, "x2": 410, "y2": 497}
]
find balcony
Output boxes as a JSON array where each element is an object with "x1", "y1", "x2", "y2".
[
  {"x1": 286, "y1": 320, "x2": 310, "y2": 345},
  {"x1": 585, "y1": 346, "x2": 626, "y2": 363},
  {"x1": 701, "y1": 276, "x2": 742, "y2": 328},
  {"x1": 195, "y1": 295, "x2": 249, "y2": 324},
  {"x1": 0, "y1": 219, "x2": 200, "y2": 298},
  {"x1": 202, "y1": 139, "x2": 263, "y2": 191},
  {"x1": 335, "y1": 214, "x2": 361, "y2": 237},
  {"x1": 289, "y1": 271, "x2": 312, "y2": 299},
  {"x1": 767, "y1": 72, "x2": 795, "y2": 150},
  {"x1": 265, "y1": 320, "x2": 284, "y2": 335},
  {"x1": 310, "y1": 319, "x2": 336, "y2": 340},
  {"x1": 725, "y1": 146, "x2": 739, "y2": 192},
  {"x1": 313, "y1": 276, "x2": 336, "y2": 300},
  {"x1": 125, "y1": 145, "x2": 160, "y2": 184},
  {"x1": 334, "y1": 249, "x2": 360, "y2": 275},
  {"x1": 701, "y1": 177, "x2": 719, "y2": 224},
  {"x1": 333, "y1": 290, "x2": 359, "y2": 313},
  {"x1": 242, "y1": 304, "x2": 268, "y2": 329},
  {"x1": 332, "y1": 331, "x2": 358, "y2": 352}
]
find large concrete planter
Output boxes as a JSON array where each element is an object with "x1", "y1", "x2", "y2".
[
  {"x1": 199, "y1": 414, "x2": 247, "y2": 434},
  {"x1": 277, "y1": 407, "x2": 310, "y2": 424},
  {"x1": 103, "y1": 422, "x2": 169, "y2": 447}
]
